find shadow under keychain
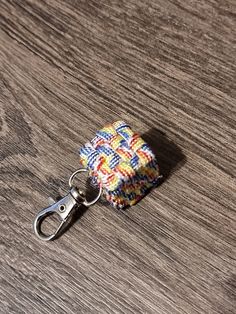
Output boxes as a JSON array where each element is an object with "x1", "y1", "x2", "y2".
[{"x1": 33, "y1": 121, "x2": 162, "y2": 241}]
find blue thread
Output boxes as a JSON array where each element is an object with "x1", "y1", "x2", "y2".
[
  {"x1": 108, "y1": 153, "x2": 120, "y2": 169},
  {"x1": 97, "y1": 131, "x2": 114, "y2": 141}
]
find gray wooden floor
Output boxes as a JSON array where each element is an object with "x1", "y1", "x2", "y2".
[{"x1": 0, "y1": 0, "x2": 236, "y2": 313}]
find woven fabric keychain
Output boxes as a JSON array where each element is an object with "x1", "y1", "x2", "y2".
[
  {"x1": 79, "y1": 121, "x2": 161, "y2": 209},
  {"x1": 33, "y1": 121, "x2": 161, "y2": 241}
]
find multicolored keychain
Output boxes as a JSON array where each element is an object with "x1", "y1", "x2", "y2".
[{"x1": 33, "y1": 121, "x2": 162, "y2": 241}]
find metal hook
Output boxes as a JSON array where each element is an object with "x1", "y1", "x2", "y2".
[{"x1": 33, "y1": 168, "x2": 102, "y2": 241}]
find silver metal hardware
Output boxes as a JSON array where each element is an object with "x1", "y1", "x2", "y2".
[
  {"x1": 69, "y1": 168, "x2": 102, "y2": 206},
  {"x1": 33, "y1": 168, "x2": 102, "y2": 241}
]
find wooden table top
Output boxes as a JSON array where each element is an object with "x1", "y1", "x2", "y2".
[{"x1": 0, "y1": 1, "x2": 235, "y2": 313}]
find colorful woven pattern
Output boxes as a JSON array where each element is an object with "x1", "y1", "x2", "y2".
[{"x1": 79, "y1": 121, "x2": 160, "y2": 209}]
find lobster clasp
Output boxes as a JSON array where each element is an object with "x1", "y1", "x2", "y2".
[
  {"x1": 33, "y1": 187, "x2": 85, "y2": 241},
  {"x1": 33, "y1": 168, "x2": 103, "y2": 241}
]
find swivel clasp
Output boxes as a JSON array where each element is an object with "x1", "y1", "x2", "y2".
[{"x1": 33, "y1": 168, "x2": 102, "y2": 241}]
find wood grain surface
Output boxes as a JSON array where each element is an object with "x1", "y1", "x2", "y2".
[{"x1": 0, "y1": 0, "x2": 236, "y2": 313}]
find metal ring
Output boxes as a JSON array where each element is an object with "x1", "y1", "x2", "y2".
[{"x1": 68, "y1": 168, "x2": 102, "y2": 206}]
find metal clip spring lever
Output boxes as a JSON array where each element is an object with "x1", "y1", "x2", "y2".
[{"x1": 33, "y1": 168, "x2": 102, "y2": 241}]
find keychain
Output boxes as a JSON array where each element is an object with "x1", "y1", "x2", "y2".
[{"x1": 33, "y1": 121, "x2": 162, "y2": 241}]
